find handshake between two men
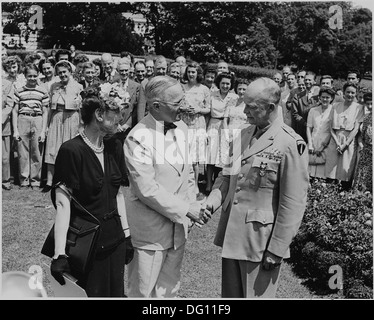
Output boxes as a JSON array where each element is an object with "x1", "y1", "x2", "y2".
[{"x1": 186, "y1": 201, "x2": 214, "y2": 228}]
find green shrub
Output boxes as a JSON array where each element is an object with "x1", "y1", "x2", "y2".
[
  {"x1": 203, "y1": 62, "x2": 275, "y2": 81},
  {"x1": 344, "y1": 279, "x2": 373, "y2": 299},
  {"x1": 290, "y1": 179, "x2": 373, "y2": 298}
]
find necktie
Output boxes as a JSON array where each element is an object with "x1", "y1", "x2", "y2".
[
  {"x1": 164, "y1": 122, "x2": 177, "y2": 135},
  {"x1": 249, "y1": 127, "x2": 265, "y2": 147}
]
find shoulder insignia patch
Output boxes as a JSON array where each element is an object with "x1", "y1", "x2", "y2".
[{"x1": 297, "y1": 139, "x2": 306, "y2": 155}]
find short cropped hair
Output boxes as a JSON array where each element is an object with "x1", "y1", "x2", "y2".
[
  {"x1": 203, "y1": 68, "x2": 217, "y2": 82},
  {"x1": 145, "y1": 76, "x2": 180, "y2": 103},
  {"x1": 320, "y1": 74, "x2": 333, "y2": 85},
  {"x1": 24, "y1": 53, "x2": 41, "y2": 65},
  {"x1": 116, "y1": 58, "x2": 132, "y2": 70},
  {"x1": 55, "y1": 49, "x2": 71, "y2": 61},
  {"x1": 82, "y1": 62, "x2": 95, "y2": 71},
  {"x1": 23, "y1": 63, "x2": 39, "y2": 76},
  {"x1": 120, "y1": 51, "x2": 134, "y2": 64},
  {"x1": 214, "y1": 72, "x2": 235, "y2": 90},
  {"x1": 234, "y1": 78, "x2": 249, "y2": 93},
  {"x1": 154, "y1": 55, "x2": 168, "y2": 67},
  {"x1": 246, "y1": 77, "x2": 281, "y2": 106},
  {"x1": 73, "y1": 54, "x2": 89, "y2": 65},
  {"x1": 347, "y1": 69, "x2": 361, "y2": 80},
  {"x1": 134, "y1": 60, "x2": 146, "y2": 69},
  {"x1": 305, "y1": 71, "x2": 316, "y2": 79}
]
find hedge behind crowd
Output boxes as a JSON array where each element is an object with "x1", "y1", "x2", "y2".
[{"x1": 290, "y1": 180, "x2": 373, "y2": 299}]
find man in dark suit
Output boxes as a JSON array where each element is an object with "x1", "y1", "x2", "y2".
[
  {"x1": 78, "y1": 62, "x2": 102, "y2": 89},
  {"x1": 100, "y1": 53, "x2": 120, "y2": 83},
  {"x1": 291, "y1": 71, "x2": 319, "y2": 143},
  {"x1": 113, "y1": 58, "x2": 146, "y2": 143}
]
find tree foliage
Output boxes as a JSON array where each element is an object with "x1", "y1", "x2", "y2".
[
  {"x1": 2, "y1": 2, "x2": 372, "y2": 76},
  {"x1": 2, "y1": 2, "x2": 143, "y2": 53}
]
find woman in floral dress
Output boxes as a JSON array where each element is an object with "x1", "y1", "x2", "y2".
[
  {"x1": 306, "y1": 86, "x2": 335, "y2": 179},
  {"x1": 181, "y1": 62, "x2": 211, "y2": 197},
  {"x1": 221, "y1": 78, "x2": 249, "y2": 165},
  {"x1": 325, "y1": 83, "x2": 364, "y2": 189},
  {"x1": 205, "y1": 72, "x2": 238, "y2": 194},
  {"x1": 43, "y1": 61, "x2": 83, "y2": 191}
]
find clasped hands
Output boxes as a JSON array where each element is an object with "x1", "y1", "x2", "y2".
[
  {"x1": 336, "y1": 143, "x2": 347, "y2": 154},
  {"x1": 187, "y1": 202, "x2": 213, "y2": 229}
]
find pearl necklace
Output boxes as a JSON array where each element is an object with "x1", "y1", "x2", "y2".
[{"x1": 80, "y1": 130, "x2": 104, "y2": 153}]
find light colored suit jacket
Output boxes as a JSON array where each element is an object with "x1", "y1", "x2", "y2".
[
  {"x1": 124, "y1": 114, "x2": 196, "y2": 251},
  {"x1": 209, "y1": 117, "x2": 309, "y2": 262},
  {"x1": 50, "y1": 79, "x2": 83, "y2": 110}
]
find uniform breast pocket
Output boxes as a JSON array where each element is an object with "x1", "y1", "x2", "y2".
[
  {"x1": 245, "y1": 210, "x2": 274, "y2": 250},
  {"x1": 248, "y1": 157, "x2": 279, "y2": 189}
]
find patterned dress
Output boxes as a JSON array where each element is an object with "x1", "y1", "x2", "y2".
[
  {"x1": 325, "y1": 101, "x2": 364, "y2": 182},
  {"x1": 206, "y1": 91, "x2": 238, "y2": 167},
  {"x1": 307, "y1": 104, "x2": 332, "y2": 178},
  {"x1": 352, "y1": 112, "x2": 372, "y2": 193},
  {"x1": 180, "y1": 83, "x2": 211, "y2": 163},
  {"x1": 45, "y1": 79, "x2": 83, "y2": 165},
  {"x1": 221, "y1": 100, "x2": 248, "y2": 166}
]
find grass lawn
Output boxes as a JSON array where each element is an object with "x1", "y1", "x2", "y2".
[{"x1": 1, "y1": 186, "x2": 341, "y2": 299}]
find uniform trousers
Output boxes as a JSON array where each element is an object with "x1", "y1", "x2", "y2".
[
  {"x1": 222, "y1": 258, "x2": 281, "y2": 298},
  {"x1": 127, "y1": 244, "x2": 185, "y2": 298}
]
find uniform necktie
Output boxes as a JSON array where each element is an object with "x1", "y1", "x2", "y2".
[{"x1": 250, "y1": 127, "x2": 265, "y2": 147}]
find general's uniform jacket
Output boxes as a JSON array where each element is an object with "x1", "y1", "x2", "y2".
[
  {"x1": 124, "y1": 114, "x2": 196, "y2": 251},
  {"x1": 209, "y1": 117, "x2": 309, "y2": 262}
]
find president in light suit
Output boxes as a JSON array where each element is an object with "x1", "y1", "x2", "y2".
[
  {"x1": 124, "y1": 75, "x2": 204, "y2": 298},
  {"x1": 204, "y1": 77, "x2": 309, "y2": 298}
]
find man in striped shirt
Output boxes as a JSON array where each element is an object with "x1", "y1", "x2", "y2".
[{"x1": 12, "y1": 64, "x2": 49, "y2": 189}]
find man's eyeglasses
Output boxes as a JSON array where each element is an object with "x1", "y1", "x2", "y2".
[{"x1": 157, "y1": 99, "x2": 188, "y2": 109}]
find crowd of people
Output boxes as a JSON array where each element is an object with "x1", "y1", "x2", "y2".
[
  {"x1": 2, "y1": 49, "x2": 372, "y2": 195},
  {"x1": 2, "y1": 46, "x2": 372, "y2": 298}
]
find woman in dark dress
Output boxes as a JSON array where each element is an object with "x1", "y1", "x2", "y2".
[{"x1": 50, "y1": 85, "x2": 134, "y2": 297}]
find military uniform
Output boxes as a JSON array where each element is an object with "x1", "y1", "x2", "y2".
[{"x1": 208, "y1": 116, "x2": 309, "y2": 298}]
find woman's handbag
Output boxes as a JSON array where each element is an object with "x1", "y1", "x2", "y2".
[
  {"x1": 41, "y1": 183, "x2": 101, "y2": 276},
  {"x1": 308, "y1": 151, "x2": 326, "y2": 165}
]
